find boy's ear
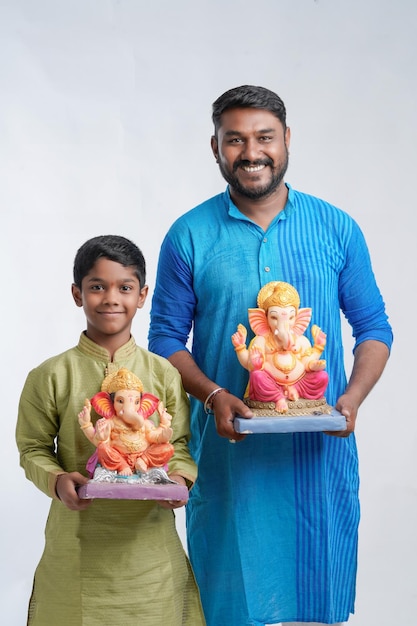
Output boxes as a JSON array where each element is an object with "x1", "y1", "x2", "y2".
[
  {"x1": 137, "y1": 285, "x2": 149, "y2": 310},
  {"x1": 72, "y1": 284, "x2": 83, "y2": 308}
]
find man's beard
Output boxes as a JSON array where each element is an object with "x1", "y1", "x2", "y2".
[{"x1": 218, "y1": 150, "x2": 289, "y2": 200}]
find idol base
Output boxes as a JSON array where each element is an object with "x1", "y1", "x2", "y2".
[
  {"x1": 77, "y1": 466, "x2": 188, "y2": 501},
  {"x1": 234, "y1": 398, "x2": 346, "y2": 434},
  {"x1": 78, "y1": 481, "x2": 189, "y2": 501}
]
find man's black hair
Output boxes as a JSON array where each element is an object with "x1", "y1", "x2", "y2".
[{"x1": 212, "y1": 85, "x2": 287, "y2": 134}]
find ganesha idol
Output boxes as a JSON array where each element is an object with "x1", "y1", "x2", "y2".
[
  {"x1": 78, "y1": 368, "x2": 175, "y2": 479},
  {"x1": 232, "y1": 281, "x2": 332, "y2": 417}
]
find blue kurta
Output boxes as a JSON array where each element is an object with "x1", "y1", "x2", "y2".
[{"x1": 149, "y1": 185, "x2": 393, "y2": 626}]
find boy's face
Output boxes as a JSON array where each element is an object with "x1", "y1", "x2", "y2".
[{"x1": 71, "y1": 258, "x2": 148, "y2": 348}]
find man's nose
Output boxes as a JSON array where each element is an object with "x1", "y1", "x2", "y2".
[{"x1": 241, "y1": 138, "x2": 261, "y2": 162}]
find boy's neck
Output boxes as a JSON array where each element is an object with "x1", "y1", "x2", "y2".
[{"x1": 84, "y1": 330, "x2": 132, "y2": 361}]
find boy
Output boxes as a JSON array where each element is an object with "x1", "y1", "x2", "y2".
[{"x1": 16, "y1": 235, "x2": 205, "y2": 626}]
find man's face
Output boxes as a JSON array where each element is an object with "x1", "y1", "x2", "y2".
[{"x1": 211, "y1": 108, "x2": 290, "y2": 201}]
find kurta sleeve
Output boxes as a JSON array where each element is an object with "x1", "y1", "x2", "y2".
[
  {"x1": 163, "y1": 365, "x2": 197, "y2": 487},
  {"x1": 149, "y1": 234, "x2": 196, "y2": 358},
  {"x1": 16, "y1": 366, "x2": 65, "y2": 499},
  {"x1": 338, "y1": 221, "x2": 393, "y2": 352}
]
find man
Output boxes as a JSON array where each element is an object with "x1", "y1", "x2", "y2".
[{"x1": 149, "y1": 85, "x2": 392, "y2": 626}]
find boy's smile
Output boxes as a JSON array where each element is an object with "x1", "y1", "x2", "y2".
[{"x1": 72, "y1": 258, "x2": 148, "y2": 354}]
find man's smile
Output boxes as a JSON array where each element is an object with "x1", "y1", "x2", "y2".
[{"x1": 241, "y1": 164, "x2": 266, "y2": 173}]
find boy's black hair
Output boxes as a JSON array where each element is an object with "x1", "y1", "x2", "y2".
[
  {"x1": 73, "y1": 235, "x2": 146, "y2": 289},
  {"x1": 212, "y1": 85, "x2": 287, "y2": 135}
]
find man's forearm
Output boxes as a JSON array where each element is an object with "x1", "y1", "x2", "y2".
[
  {"x1": 168, "y1": 350, "x2": 221, "y2": 403},
  {"x1": 345, "y1": 339, "x2": 390, "y2": 406}
]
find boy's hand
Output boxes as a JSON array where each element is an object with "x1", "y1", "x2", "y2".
[
  {"x1": 157, "y1": 474, "x2": 188, "y2": 510},
  {"x1": 55, "y1": 472, "x2": 92, "y2": 511}
]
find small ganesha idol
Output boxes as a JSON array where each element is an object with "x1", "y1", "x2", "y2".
[
  {"x1": 78, "y1": 367, "x2": 175, "y2": 482},
  {"x1": 232, "y1": 281, "x2": 332, "y2": 417}
]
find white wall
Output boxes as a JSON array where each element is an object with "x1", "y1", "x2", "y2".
[{"x1": 1, "y1": 1, "x2": 415, "y2": 624}]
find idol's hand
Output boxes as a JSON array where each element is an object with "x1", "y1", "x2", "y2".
[{"x1": 231, "y1": 324, "x2": 247, "y2": 350}]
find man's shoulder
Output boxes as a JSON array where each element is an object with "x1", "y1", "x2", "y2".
[
  {"x1": 171, "y1": 190, "x2": 226, "y2": 227},
  {"x1": 290, "y1": 186, "x2": 355, "y2": 226},
  {"x1": 291, "y1": 186, "x2": 350, "y2": 215}
]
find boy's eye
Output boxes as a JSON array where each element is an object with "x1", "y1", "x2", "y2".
[
  {"x1": 90, "y1": 285, "x2": 104, "y2": 291},
  {"x1": 120, "y1": 285, "x2": 132, "y2": 292}
]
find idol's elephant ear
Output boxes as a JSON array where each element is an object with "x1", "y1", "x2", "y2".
[
  {"x1": 293, "y1": 307, "x2": 312, "y2": 336},
  {"x1": 248, "y1": 308, "x2": 269, "y2": 337},
  {"x1": 138, "y1": 393, "x2": 160, "y2": 419},
  {"x1": 90, "y1": 391, "x2": 115, "y2": 418}
]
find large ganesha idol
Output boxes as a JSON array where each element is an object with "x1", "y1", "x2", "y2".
[
  {"x1": 231, "y1": 281, "x2": 332, "y2": 417},
  {"x1": 78, "y1": 367, "x2": 175, "y2": 481}
]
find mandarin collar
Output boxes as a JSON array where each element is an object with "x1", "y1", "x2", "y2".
[{"x1": 77, "y1": 332, "x2": 137, "y2": 365}]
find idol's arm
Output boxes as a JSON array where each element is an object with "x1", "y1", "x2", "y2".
[
  {"x1": 332, "y1": 339, "x2": 390, "y2": 437},
  {"x1": 168, "y1": 349, "x2": 253, "y2": 440}
]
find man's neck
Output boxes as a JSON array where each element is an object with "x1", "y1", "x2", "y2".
[{"x1": 230, "y1": 183, "x2": 289, "y2": 231}]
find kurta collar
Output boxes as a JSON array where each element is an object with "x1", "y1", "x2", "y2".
[
  {"x1": 224, "y1": 183, "x2": 296, "y2": 228},
  {"x1": 77, "y1": 332, "x2": 137, "y2": 365}
]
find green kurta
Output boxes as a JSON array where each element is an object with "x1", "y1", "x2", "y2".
[{"x1": 16, "y1": 333, "x2": 205, "y2": 626}]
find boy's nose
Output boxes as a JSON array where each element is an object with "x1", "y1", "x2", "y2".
[{"x1": 103, "y1": 288, "x2": 119, "y2": 304}]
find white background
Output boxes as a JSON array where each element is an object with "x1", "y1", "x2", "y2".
[{"x1": 1, "y1": 1, "x2": 416, "y2": 625}]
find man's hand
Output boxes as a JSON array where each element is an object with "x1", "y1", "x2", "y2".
[
  {"x1": 212, "y1": 391, "x2": 253, "y2": 441},
  {"x1": 325, "y1": 392, "x2": 358, "y2": 438}
]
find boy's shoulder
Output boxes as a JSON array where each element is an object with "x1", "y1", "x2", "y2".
[
  {"x1": 24, "y1": 346, "x2": 83, "y2": 377},
  {"x1": 135, "y1": 344, "x2": 178, "y2": 374},
  {"x1": 28, "y1": 345, "x2": 80, "y2": 375}
]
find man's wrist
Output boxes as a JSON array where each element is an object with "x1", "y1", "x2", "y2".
[{"x1": 203, "y1": 387, "x2": 230, "y2": 414}]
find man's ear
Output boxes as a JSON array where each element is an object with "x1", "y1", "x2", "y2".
[
  {"x1": 285, "y1": 126, "x2": 291, "y2": 151},
  {"x1": 72, "y1": 284, "x2": 83, "y2": 308},
  {"x1": 211, "y1": 135, "x2": 219, "y2": 162},
  {"x1": 137, "y1": 285, "x2": 149, "y2": 310}
]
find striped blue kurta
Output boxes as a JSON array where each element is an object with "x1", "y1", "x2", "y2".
[{"x1": 149, "y1": 185, "x2": 393, "y2": 626}]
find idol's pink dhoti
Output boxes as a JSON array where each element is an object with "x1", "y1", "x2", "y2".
[{"x1": 249, "y1": 369, "x2": 329, "y2": 402}]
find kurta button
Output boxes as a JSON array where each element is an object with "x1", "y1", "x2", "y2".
[
  {"x1": 263, "y1": 238, "x2": 267, "y2": 243},
  {"x1": 265, "y1": 267, "x2": 270, "y2": 272}
]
